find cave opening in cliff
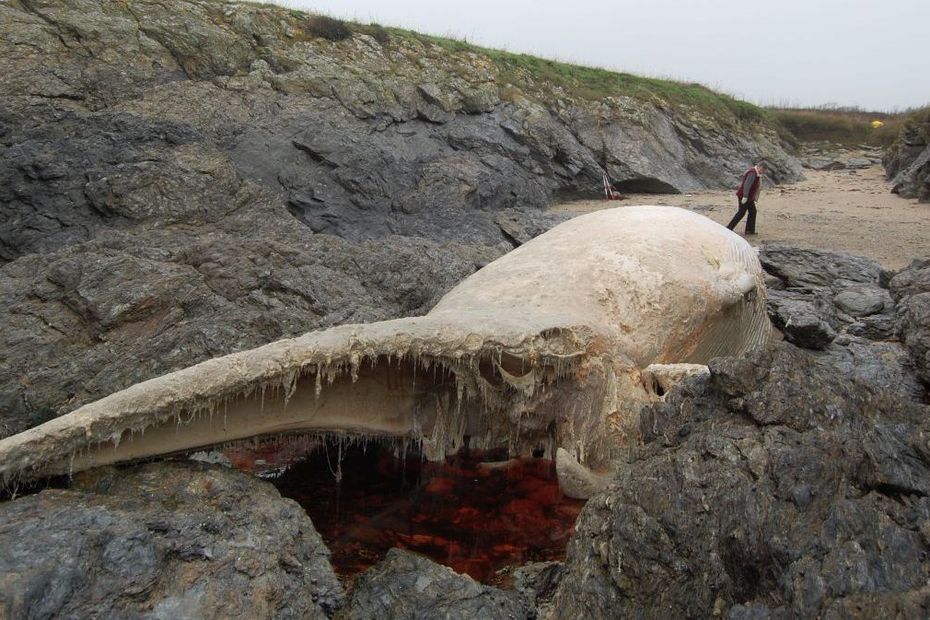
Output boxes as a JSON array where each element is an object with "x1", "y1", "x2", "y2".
[
  {"x1": 235, "y1": 438, "x2": 584, "y2": 584},
  {"x1": 611, "y1": 176, "x2": 681, "y2": 194}
]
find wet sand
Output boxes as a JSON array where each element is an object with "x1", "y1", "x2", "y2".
[{"x1": 551, "y1": 164, "x2": 929, "y2": 269}]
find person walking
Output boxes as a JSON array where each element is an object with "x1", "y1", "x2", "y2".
[{"x1": 726, "y1": 160, "x2": 768, "y2": 235}]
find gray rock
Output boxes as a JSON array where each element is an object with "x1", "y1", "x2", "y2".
[
  {"x1": 495, "y1": 209, "x2": 570, "y2": 247},
  {"x1": 884, "y1": 111, "x2": 930, "y2": 203},
  {"x1": 761, "y1": 244, "x2": 882, "y2": 290},
  {"x1": 804, "y1": 157, "x2": 846, "y2": 171},
  {"x1": 845, "y1": 157, "x2": 873, "y2": 169},
  {"x1": 890, "y1": 260, "x2": 930, "y2": 383},
  {"x1": 890, "y1": 145, "x2": 930, "y2": 202},
  {"x1": 0, "y1": 462, "x2": 345, "y2": 618},
  {"x1": 512, "y1": 561, "x2": 563, "y2": 615},
  {"x1": 766, "y1": 291, "x2": 837, "y2": 349},
  {"x1": 761, "y1": 245, "x2": 911, "y2": 352},
  {"x1": 898, "y1": 292, "x2": 930, "y2": 384},
  {"x1": 833, "y1": 286, "x2": 891, "y2": 317},
  {"x1": 846, "y1": 314, "x2": 897, "y2": 341},
  {"x1": 814, "y1": 336, "x2": 926, "y2": 403},
  {"x1": 889, "y1": 258, "x2": 930, "y2": 301},
  {"x1": 342, "y1": 549, "x2": 529, "y2": 619}
]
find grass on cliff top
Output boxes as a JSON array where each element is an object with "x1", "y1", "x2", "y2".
[
  {"x1": 400, "y1": 30, "x2": 767, "y2": 125},
  {"x1": 232, "y1": 2, "x2": 767, "y2": 125}
]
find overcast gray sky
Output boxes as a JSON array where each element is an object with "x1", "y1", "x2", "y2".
[{"x1": 269, "y1": 0, "x2": 928, "y2": 111}]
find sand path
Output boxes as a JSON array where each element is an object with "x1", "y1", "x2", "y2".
[{"x1": 551, "y1": 164, "x2": 928, "y2": 269}]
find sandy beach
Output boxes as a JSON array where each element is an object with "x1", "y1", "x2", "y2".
[{"x1": 552, "y1": 164, "x2": 929, "y2": 269}]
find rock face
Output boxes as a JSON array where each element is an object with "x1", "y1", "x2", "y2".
[
  {"x1": 0, "y1": 0, "x2": 800, "y2": 436},
  {"x1": 890, "y1": 259, "x2": 930, "y2": 383},
  {"x1": 884, "y1": 108, "x2": 930, "y2": 202},
  {"x1": 551, "y1": 342, "x2": 930, "y2": 618},
  {"x1": 0, "y1": 462, "x2": 345, "y2": 619}
]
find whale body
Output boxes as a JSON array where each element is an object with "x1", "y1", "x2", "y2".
[{"x1": 0, "y1": 206, "x2": 770, "y2": 482}]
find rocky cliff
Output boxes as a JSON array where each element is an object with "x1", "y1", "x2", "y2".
[
  {"x1": 884, "y1": 107, "x2": 930, "y2": 202},
  {"x1": 0, "y1": 0, "x2": 801, "y2": 435}
]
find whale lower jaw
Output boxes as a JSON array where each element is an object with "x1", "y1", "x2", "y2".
[{"x1": 4, "y1": 320, "x2": 645, "y2": 484}]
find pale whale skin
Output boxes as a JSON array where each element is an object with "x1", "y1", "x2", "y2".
[{"x1": 0, "y1": 206, "x2": 770, "y2": 482}]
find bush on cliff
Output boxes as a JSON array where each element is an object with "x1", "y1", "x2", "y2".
[{"x1": 306, "y1": 15, "x2": 352, "y2": 41}]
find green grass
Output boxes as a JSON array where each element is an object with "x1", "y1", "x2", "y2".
[{"x1": 388, "y1": 30, "x2": 768, "y2": 126}]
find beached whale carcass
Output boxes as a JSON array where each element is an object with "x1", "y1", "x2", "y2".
[{"x1": 0, "y1": 206, "x2": 770, "y2": 484}]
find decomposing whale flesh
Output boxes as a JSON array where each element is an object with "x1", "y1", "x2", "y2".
[{"x1": 0, "y1": 206, "x2": 771, "y2": 486}]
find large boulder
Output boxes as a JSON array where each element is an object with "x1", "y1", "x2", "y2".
[
  {"x1": 760, "y1": 243, "x2": 928, "y2": 396},
  {"x1": 765, "y1": 289, "x2": 837, "y2": 349},
  {"x1": 0, "y1": 462, "x2": 345, "y2": 618}
]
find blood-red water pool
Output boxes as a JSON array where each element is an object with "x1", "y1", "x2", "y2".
[{"x1": 267, "y1": 442, "x2": 584, "y2": 583}]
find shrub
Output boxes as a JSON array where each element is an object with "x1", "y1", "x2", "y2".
[
  {"x1": 306, "y1": 15, "x2": 352, "y2": 42},
  {"x1": 361, "y1": 23, "x2": 390, "y2": 45}
]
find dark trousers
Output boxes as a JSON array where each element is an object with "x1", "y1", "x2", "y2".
[{"x1": 726, "y1": 199, "x2": 756, "y2": 233}]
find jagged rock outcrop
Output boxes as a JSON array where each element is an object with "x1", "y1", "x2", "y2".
[
  {"x1": 759, "y1": 243, "x2": 925, "y2": 400},
  {"x1": 0, "y1": 462, "x2": 345, "y2": 619},
  {"x1": 761, "y1": 245, "x2": 893, "y2": 322},
  {"x1": 0, "y1": 0, "x2": 800, "y2": 435},
  {"x1": 884, "y1": 108, "x2": 930, "y2": 202},
  {"x1": 551, "y1": 342, "x2": 930, "y2": 618},
  {"x1": 760, "y1": 244, "x2": 892, "y2": 347}
]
